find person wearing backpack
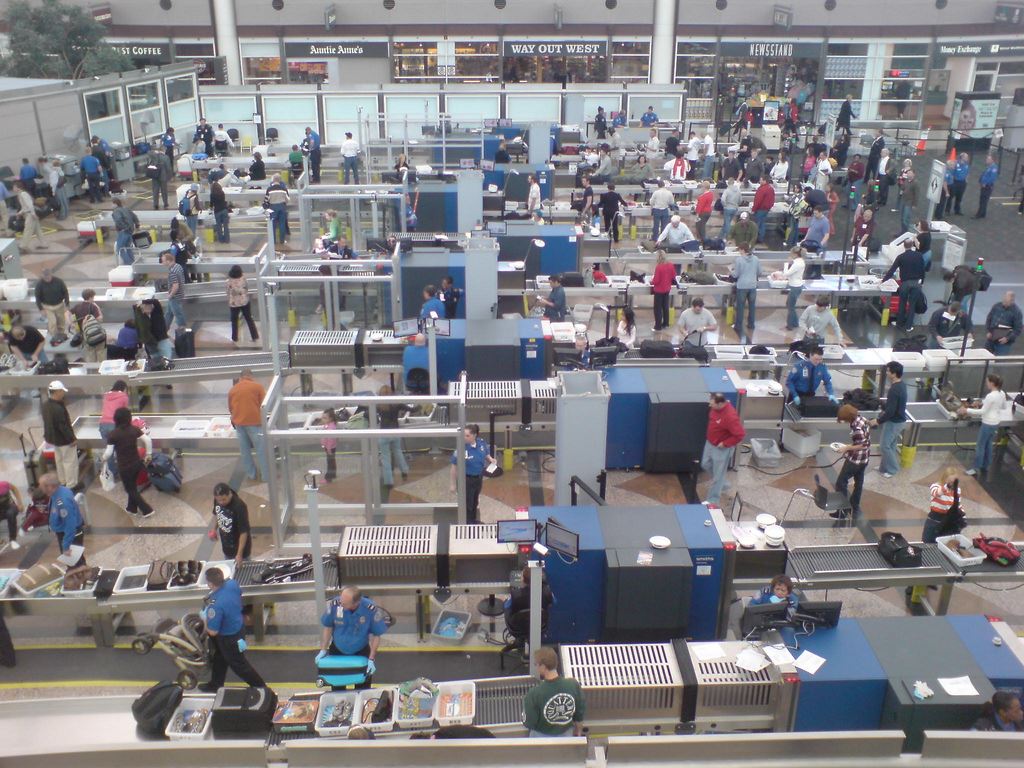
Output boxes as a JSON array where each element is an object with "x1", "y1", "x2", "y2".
[
  {"x1": 180, "y1": 184, "x2": 201, "y2": 235},
  {"x1": 71, "y1": 288, "x2": 107, "y2": 363},
  {"x1": 111, "y1": 198, "x2": 139, "y2": 265},
  {"x1": 959, "y1": 373, "x2": 1007, "y2": 477}
]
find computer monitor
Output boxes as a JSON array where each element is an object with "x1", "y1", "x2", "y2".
[
  {"x1": 497, "y1": 519, "x2": 538, "y2": 544},
  {"x1": 791, "y1": 600, "x2": 842, "y2": 629},
  {"x1": 740, "y1": 602, "x2": 790, "y2": 638},
  {"x1": 589, "y1": 345, "x2": 619, "y2": 369},
  {"x1": 393, "y1": 318, "x2": 420, "y2": 338},
  {"x1": 487, "y1": 220, "x2": 507, "y2": 236},
  {"x1": 544, "y1": 520, "x2": 579, "y2": 559},
  {"x1": 427, "y1": 317, "x2": 451, "y2": 337}
]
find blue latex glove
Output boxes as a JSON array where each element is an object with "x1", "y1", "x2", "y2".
[
  {"x1": 237, "y1": 638, "x2": 247, "y2": 652},
  {"x1": 792, "y1": 395, "x2": 801, "y2": 406},
  {"x1": 199, "y1": 606, "x2": 209, "y2": 621},
  {"x1": 366, "y1": 658, "x2": 376, "y2": 675},
  {"x1": 315, "y1": 649, "x2": 327, "y2": 663},
  {"x1": 828, "y1": 395, "x2": 839, "y2": 404}
]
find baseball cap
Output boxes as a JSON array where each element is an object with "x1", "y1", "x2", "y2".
[
  {"x1": 739, "y1": 211, "x2": 749, "y2": 219},
  {"x1": 48, "y1": 380, "x2": 68, "y2": 392}
]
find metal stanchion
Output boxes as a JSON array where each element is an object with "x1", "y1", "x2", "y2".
[{"x1": 305, "y1": 469, "x2": 328, "y2": 618}]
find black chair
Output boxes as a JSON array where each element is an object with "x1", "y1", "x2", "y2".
[
  {"x1": 226, "y1": 128, "x2": 240, "y2": 142},
  {"x1": 500, "y1": 608, "x2": 548, "y2": 671},
  {"x1": 814, "y1": 473, "x2": 853, "y2": 519}
]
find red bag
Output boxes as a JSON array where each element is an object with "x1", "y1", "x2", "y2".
[
  {"x1": 972, "y1": 535, "x2": 1021, "y2": 566},
  {"x1": 22, "y1": 500, "x2": 49, "y2": 532}
]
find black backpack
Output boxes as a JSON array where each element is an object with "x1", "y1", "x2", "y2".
[
  {"x1": 878, "y1": 531, "x2": 922, "y2": 568},
  {"x1": 640, "y1": 339, "x2": 675, "y2": 358},
  {"x1": 893, "y1": 334, "x2": 926, "y2": 353},
  {"x1": 36, "y1": 357, "x2": 70, "y2": 375},
  {"x1": 132, "y1": 681, "x2": 183, "y2": 736},
  {"x1": 843, "y1": 388, "x2": 881, "y2": 411}
]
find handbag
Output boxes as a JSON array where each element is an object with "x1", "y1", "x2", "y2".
[
  {"x1": 878, "y1": 531, "x2": 922, "y2": 568},
  {"x1": 99, "y1": 460, "x2": 116, "y2": 492},
  {"x1": 146, "y1": 559, "x2": 175, "y2": 591}
]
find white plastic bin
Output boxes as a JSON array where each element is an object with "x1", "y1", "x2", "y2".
[
  {"x1": 165, "y1": 695, "x2": 214, "y2": 741},
  {"x1": 431, "y1": 609, "x2": 472, "y2": 642},
  {"x1": 109, "y1": 266, "x2": 134, "y2": 287},
  {"x1": 782, "y1": 426, "x2": 821, "y2": 459},
  {"x1": 395, "y1": 686, "x2": 439, "y2": 731},
  {"x1": 354, "y1": 687, "x2": 397, "y2": 734},
  {"x1": 435, "y1": 682, "x2": 476, "y2": 727},
  {"x1": 4, "y1": 279, "x2": 28, "y2": 301},
  {"x1": 936, "y1": 535, "x2": 986, "y2": 568},
  {"x1": 316, "y1": 692, "x2": 361, "y2": 737},
  {"x1": 750, "y1": 438, "x2": 782, "y2": 468}
]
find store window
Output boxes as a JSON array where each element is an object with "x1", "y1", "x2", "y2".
[
  {"x1": 241, "y1": 42, "x2": 282, "y2": 84},
  {"x1": 175, "y1": 42, "x2": 217, "y2": 85},
  {"x1": 611, "y1": 41, "x2": 650, "y2": 83},
  {"x1": 454, "y1": 42, "x2": 500, "y2": 83},
  {"x1": 165, "y1": 75, "x2": 198, "y2": 136},
  {"x1": 675, "y1": 42, "x2": 716, "y2": 121},
  {"x1": 127, "y1": 81, "x2": 164, "y2": 140},
  {"x1": 85, "y1": 88, "x2": 128, "y2": 145},
  {"x1": 717, "y1": 42, "x2": 820, "y2": 127},
  {"x1": 502, "y1": 41, "x2": 609, "y2": 84},
  {"x1": 877, "y1": 43, "x2": 928, "y2": 121},
  {"x1": 393, "y1": 41, "x2": 438, "y2": 82},
  {"x1": 393, "y1": 41, "x2": 499, "y2": 83},
  {"x1": 288, "y1": 61, "x2": 329, "y2": 84},
  {"x1": 824, "y1": 42, "x2": 928, "y2": 123}
]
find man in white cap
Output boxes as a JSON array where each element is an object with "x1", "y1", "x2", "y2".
[
  {"x1": 41, "y1": 381, "x2": 80, "y2": 490},
  {"x1": 730, "y1": 210, "x2": 758, "y2": 252},
  {"x1": 653, "y1": 214, "x2": 696, "y2": 251}
]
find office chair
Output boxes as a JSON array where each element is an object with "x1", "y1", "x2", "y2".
[
  {"x1": 500, "y1": 607, "x2": 548, "y2": 671},
  {"x1": 814, "y1": 473, "x2": 853, "y2": 521}
]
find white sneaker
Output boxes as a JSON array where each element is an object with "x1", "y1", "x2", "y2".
[
  {"x1": 8, "y1": 540, "x2": 20, "y2": 550},
  {"x1": 965, "y1": 468, "x2": 977, "y2": 476},
  {"x1": 880, "y1": 472, "x2": 893, "y2": 479}
]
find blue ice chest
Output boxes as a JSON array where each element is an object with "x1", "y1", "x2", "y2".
[
  {"x1": 700, "y1": 368, "x2": 737, "y2": 407},
  {"x1": 603, "y1": 367, "x2": 649, "y2": 469},
  {"x1": 793, "y1": 618, "x2": 887, "y2": 731},
  {"x1": 530, "y1": 506, "x2": 605, "y2": 643},
  {"x1": 947, "y1": 615, "x2": 1024, "y2": 691},
  {"x1": 673, "y1": 504, "x2": 726, "y2": 641}
]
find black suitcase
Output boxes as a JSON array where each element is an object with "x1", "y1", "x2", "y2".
[
  {"x1": 798, "y1": 396, "x2": 839, "y2": 418},
  {"x1": 174, "y1": 328, "x2": 195, "y2": 358},
  {"x1": 560, "y1": 272, "x2": 585, "y2": 288},
  {"x1": 640, "y1": 339, "x2": 675, "y2": 359},
  {"x1": 132, "y1": 231, "x2": 153, "y2": 248},
  {"x1": 211, "y1": 686, "x2": 278, "y2": 736}
]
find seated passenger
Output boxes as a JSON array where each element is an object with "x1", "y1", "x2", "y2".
[{"x1": 972, "y1": 691, "x2": 1024, "y2": 732}]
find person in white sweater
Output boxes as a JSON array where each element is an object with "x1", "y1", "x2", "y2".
[
  {"x1": 959, "y1": 373, "x2": 1007, "y2": 476},
  {"x1": 616, "y1": 307, "x2": 637, "y2": 349},
  {"x1": 775, "y1": 246, "x2": 805, "y2": 330}
]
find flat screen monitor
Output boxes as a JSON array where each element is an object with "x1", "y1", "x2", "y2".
[
  {"x1": 393, "y1": 319, "x2": 420, "y2": 338},
  {"x1": 487, "y1": 220, "x2": 508, "y2": 236},
  {"x1": 544, "y1": 520, "x2": 579, "y2": 559},
  {"x1": 791, "y1": 600, "x2": 842, "y2": 629},
  {"x1": 429, "y1": 318, "x2": 451, "y2": 337},
  {"x1": 740, "y1": 602, "x2": 790, "y2": 637},
  {"x1": 497, "y1": 519, "x2": 537, "y2": 544},
  {"x1": 589, "y1": 345, "x2": 619, "y2": 369}
]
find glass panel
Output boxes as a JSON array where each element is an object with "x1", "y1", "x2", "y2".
[
  {"x1": 86, "y1": 89, "x2": 120, "y2": 120},
  {"x1": 393, "y1": 41, "x2": 438, "y2": 55},
  {"x1": 626, "y1": 95, "x2": 682, "y2": 122},
  {"x1": 827, "y1": 43, "x2": 869, "y2": 56},
  {"x1": 244, "y1": 57, "x2": 282, "y2": 83},
  {"x1": 506, "y1": 94, "x2": 560, "y2": 122},
  {"x1": 128, "y1": 82, "x2": 160, "y2": 111},
  {"x1": 393, "y1": 54, "x2": 438, "y2": 81},
  {"x1": 675, "y1": 56, "x2": 717, "y2": 78},
  {"x1": 168, "y1": 100, "x2": 197, "y2": 133},
  {"x1": 679, "y1": 78, "x2": 714, "y2": 98},
  {"x1": 613, "y1": 42, "x2": 651, "y2": 55},
  {"x1": 324, "y1": 94, "x2": 379, "y2": 142},
  {"x1": 454, "y1": 41, "x2": 498, "y2": 54},
  {"x1": 823, "y1": 79, "x2": 865, "y2": 99},
  {"x1": 893, "y1": 43, "x2": 929, "y2": 56},
  {"x1": 455, "y1": 56, "x2": 500, "y2": 81},
  {"x1": 718, "y1": 57, "x2": 819, "y2": 119},
  {"x1": 166, "y1": 75, "x2": 195, "y2": 103},
  {"x1": 675, "y1": 42, "x2": 716, "y2": 55},
  {"x1": 611, "y1": 56, "x2": 649, "y2": 82},
  {"x1": 1000, "y1": 61, "x2": 1024, "y2": 75},
  {"x1": 130, "y1": 107, "x2": 163, "y2": 138},
  {"x1": 89, "y1": 114, "x2": 127, "y2": 145},
  {"x1": 240, "y1": 42, "x2": 280, "y2": 57},
  {"x1": 384, "y1": 95, "x2": 439, "y2": 138},
  {"x1": 202, "y1": 96, "x2": 258, "y2": 122},
  {"x1": 288, "y1": 61, "x2": 329, "y2": 84},
  {"x1": 445, "y1": 94, "x2": 500, "y2": 123},
  {"x1": 503, "y1": 55, "x2": 608, "y2": 84},
  {"x1": 264, "y1": 96, "x2": 319, "y2": 123},
  {"x1": 175, "y1": 43, "x2": 215, "y2": 56}
]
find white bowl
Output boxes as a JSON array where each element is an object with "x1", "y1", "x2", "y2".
[
  {"x1": 755, "y1": 513, "x2": 777, "y2": 530},
  {"x1": 764, "y1": 524, "x2": 786, "y2": 547},
  {"x1": 649, "y1": 535, "x2": 671, "y2": 549}
]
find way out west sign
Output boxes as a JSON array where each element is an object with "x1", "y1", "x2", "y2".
[{"x1": 503, "y1": 40, "x2": 607, "y2": 57}]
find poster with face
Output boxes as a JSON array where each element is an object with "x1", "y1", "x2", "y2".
[{"x1": 952, "y1": 95, "x2": 1000, "y2": 138}]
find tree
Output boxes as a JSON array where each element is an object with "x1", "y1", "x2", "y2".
[{"x1": 0, "y1": 0, "x2": 133, "y2": 80}]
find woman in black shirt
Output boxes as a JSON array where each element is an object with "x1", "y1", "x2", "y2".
[
  {"x1": 209, "y1": 482, "x2": 252, "y2": 564},
  {"x1": 494, "y1": 141, "x2": 511, "y2": 164},
  {"x1": 249, "y1": 152, "x2": 266, "y2": 181},
  {"x1": 915, "y1": 219, "x2": 932, "y2": 272},
  {"x1": 102, "y1": 407, "x2": 154, "y2": 518}
]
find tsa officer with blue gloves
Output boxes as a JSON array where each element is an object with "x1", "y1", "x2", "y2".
[
  {"x1": 304, "y1": 126, "x2": 322, "y2": 183},
  {"x1": 200, "y1": 566, "x2": 267, "y2": 693},
  {"x1": 450, "y1": 424, "x2": 496, "y2": 524},
  {"x1": 420, "y1": 285, "x2": 446, "y2": 320},
  {"x1": 318, "y1": 586, "x2": 389, "y2": 688},
  {"x1": 785, "y1": 345, "x2": 838, "y2": 407},
  {"x1": 41, "y1": 472, "x2": 85, "y2": 566}
]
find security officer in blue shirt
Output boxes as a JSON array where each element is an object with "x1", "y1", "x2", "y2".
[
  {"x1": 785, "y1": 346, "x2": 837, "y2": 406},
  {"x1": 974, "y1": 155, "x2": 999, "y2": 219},
  {"x1": 41, "y1": 473, "x2": 85, "y2": 566},
  {"x1": 950, "y1": 153, "x2": 970, "y2": 215},
  {"x1": 640, "y1": 106, "x2": 659, "y2": 127},
  {"x1": 317, "y1": 586, "x2": 389, "y2": 688},
  {"x1": 420, "y1": 285, "x2": 446, "y2": 320},
  {"x1": 200, "y1": 566, "x2": 266, "y2": 693},
  {"x1": 161, "y1": 128, "x2": 177, "y2": 165},
  {"x1": 449, "y1": 424, "x2": 496, "y2": 523},
  {"x1": 304, "y1": 127, "x2": 322, "y2": 183},
  {"x1": 938, "y1": 159, "x2": 955, "y2": 220},
  {"x1": 79, "y1": 152, "x2": 102, "y2": 204}
]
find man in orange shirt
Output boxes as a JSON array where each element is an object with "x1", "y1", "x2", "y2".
[
  {"x1": 694, "y1": 181, "x2": 714, "y2": 242},
  {"x1": 228, "y1": 368, "x2": 268, "y2": 481}
]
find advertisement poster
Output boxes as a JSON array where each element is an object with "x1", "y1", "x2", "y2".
[{"x1": 951, "y1": 91, "x2": 1001, "y2": 138}]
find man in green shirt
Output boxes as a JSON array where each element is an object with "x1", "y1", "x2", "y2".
[{"x1": 523, "y1": 647, "x2": 585, "y2": 737}]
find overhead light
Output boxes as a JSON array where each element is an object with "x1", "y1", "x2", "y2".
[
  {"x1": 272, "y1": 0, "x2": 283, "y2": 8},
  {"x1": 935, "y1": 0, "x2": 947, "y2": 7},
  {"x1": 495, "y1": 0, "x2": 507, "y2": 8},
  {"x1": 383, "y1": 0, "x2": 395, "y2": 8},
  {"x1": 605, "y1": 0, "x2": 618, "y2": 8},
  {"x1": 159, "y1": 0, "x2": 171, "y2": 9},
  {"x1": 715, "y1": 0, "x2": 727, "y2": 9},
  {"x1": 824, "y1": 0, "x2": 836, "y2": 9}
]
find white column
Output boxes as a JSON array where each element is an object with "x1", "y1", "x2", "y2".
[
  {"x1": 650, "y1": 0, "x2": 678, "y2": 85},
  {"x1": 213, "y1": 0, "x2": 242, "y2": 86}
]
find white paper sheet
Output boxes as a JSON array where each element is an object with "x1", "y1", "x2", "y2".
[
  {"x1": 793, "y1": 650, "x2": 827, "y2": 675},
  {"x1": 764, "y1": 645, "x2": 796, "y2": 666},
  {"x1": 693, "y1": 643, "x2": 726, "y2": 662},
  {"x1": 57, "y1": 545, "x2": 84, "y2": 567},
  {"x1": 735, "y1": 647, "x2": 770, "y2": 673},
  {"x1": 938, "y1": 676, "x2": 980, "y2": 697}
]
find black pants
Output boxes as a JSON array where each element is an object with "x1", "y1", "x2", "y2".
[
  {"x1": 310, "y1": 149, "x2": 322, "y2": 183},
  {"x1": 328, "y1": 642, "x2": 373, "y2": 689},
  {"x1": 54, "y1": 529, "x2": 85, "y2": 566},
  {"x1": 896, "y1": 280, "x2": 921, "y2": 331},
  {"x1": 653, "y1": 292, "x2": 671, "y2": 330},
  {"x1": 210, "y1": 630, "x2": 265, "y2": 689},
  {"x1": 0, "y1": 499, "x2": 16, "y2": 542},
  {"x1": 324, "y1": 448, "x2": 337, "y2": 481},
  {"x1": 120, "y1": 462, "x2": 153, "y2": 515},
  {"x1": 0, "y1": 612, "x2": 14, "y2": 668},
  {"x1": 696, "y1": 213, "x2": 710, "y2": 242},
  {"x1": 466, "y1": 474, "x2": 483, "y2": 524},
  {"x1": 230, "y1": 304, "x2": 259, "y2": 342},
  {"x1": 936, "y1": 190, "x2": 947, "y2": 220},
  {"x1": 602, "y1": 209, "x2": 620, "y2": 242},
  {"x1": 835, "y1": 459, "x2": 866, "y2": 513},
  {"x1": 977, "y1": 184, "x2": 993, "y2": 217},
  {"x1": 151, "y1": 178, "x2": 168, "y2": 208},
  {"x1": 878, "y1": 176, "x2": 891, "y2": 205},
  {"x1": 950, "y1": 180, "x2": 966, "y2": 214}
]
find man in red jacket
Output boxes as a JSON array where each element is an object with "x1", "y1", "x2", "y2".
[
  {"x1": 752, "y1": 178, "x2": 776, "y2": 245},
  {"x1": 694, "y1": 181, "x2": 714, "y2": 242},
  {"x1": 701, "y1": 393, "x2": 746, "y2": 506}
]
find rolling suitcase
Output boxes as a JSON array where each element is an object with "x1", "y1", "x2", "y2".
[
  {"x1": 639, "y1": 339, "x2": 675, "y2": 359},
  {"x1": 174, "y1": 328, "x2": 195, "y2": 358},
  {"x1": 315, "y1": 655, "x2": 370, "y2": 690},
  {"x1": 211, "y1": 686, "x2": 278, "y2": 736},
  {"x1": 147, "y1": 452, "x2": 182, "y2": 493}
]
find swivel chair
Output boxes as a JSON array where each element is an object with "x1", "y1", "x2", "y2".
[
  {"x1": 499, "y1": 607, "x2": 548, "y2": 671},
  {"x1": 780, "y1": 474, "x2": 852, "y2": 524}
]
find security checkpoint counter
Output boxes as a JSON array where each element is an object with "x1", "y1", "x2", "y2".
[
  {"x1": 902, "y1": 397, "x2": 1024, "y2": 476},
  {"x1": 128, "y1": 247, "x2": 262, "y2": 277}
]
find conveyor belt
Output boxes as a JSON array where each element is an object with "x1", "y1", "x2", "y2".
[
  {"x1": 168, "y1": 350, "x2": 284, "y2": 372},
  {"x1": 474, "y1": 677, "x2": 533, "y2": 726},
  {"x1": 788, "y1": 543, "x2": 959, "y2": 580},
  {"x1": 235, "y1": 558, "x2": 340, "y2": 589}
]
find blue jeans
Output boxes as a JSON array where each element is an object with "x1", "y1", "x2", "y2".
[
  {"x1": 343, "y1": 156, "x2": 359, "y2": 184},
  {"x1": 921, "y1": 249, "x2": 932, "y2": 272},
  {"x1": 214, "y1": 208, "x2": 230, "y2": 243},
  {"x1": 701, "y1": 441, "x2": 735, "y2": 505},
  {"x1": 720, "y1": 207, "x2": 737, "y2": 239},
  {"x1": 754, "y1": 210, "x2": 769, "y2": 242},
  {"x1": 879, "y1": 420, "x2": 908, "y2": 475},
  {"x1": 651, "y1": 208, "x2": 670, "y2": 240},
  {"x1": 786, "y1": 285, "x2": 803, "y2": 329},
  {"x1": 703, "y1": 155, "x2": 715, "y2": 181},
  {"x1": 98, "y1": 422, "x2": 118, "y2": 478},
  {"x1": 115, "y1": 230, "x2": 133, "y2": 265},
  {"x1": 186, "y1": 215, "x2": 198, "y2": 235},
  {"x1": 270, "y1": 203, "x2": 288, "y2": 244},
  {"x1": 379, "y1": 436, "x2": 409, "y2": 486},
  {"x1": 900, "y1": 202, "x2": 914, "y2": 233},
  {"x1": 974, "y1": 423, "x2": 998, "y2": 473},
  {"x1": 922, "y1": 512, "x2": 944, "y2": 544},
  {"x1": 54, "y1": 186, "x2": 69, "y2": 219},
  {"x1": 735, "y1": 288, "x2": 756, "y2": 332},
  {"x1": 165, "y1": 297, "x2": 186, "y2": 329},
  {"x1": 235, "y1": 424, "x2": 269, "y2": 480}
]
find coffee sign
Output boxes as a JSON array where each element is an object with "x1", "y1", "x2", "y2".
[{"x1": 503, "y1": 40, "x2": 607, "y2": 57}]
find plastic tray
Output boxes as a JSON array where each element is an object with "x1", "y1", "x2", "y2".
[
  {"x1": 434, "y1": 681, "x2": 476, "y2": 727},
  {"x1": 98, "y1": 359, "x2": 128, "y2": 375},
  {"x1": 891, "y1": 351, "x2": 926, "y2": 373},
  {"x1": 165, "y1": 695, "x2": 214, "y2": 741},
  {"x1": 767, "y1": 279, "x2": 789, "y2": 289},
  {"x1": 315, "y1": 691, "x2": 360, "y2": 737},
  {"x1": 166, "y1": 562, "x2": 206, "y2": 591},
  {"x1": 922, "y1": 348, "x2": 955, "y2": 372},
  {"x1": 11, "y1": 568, "x2": 64, "y2": 597},
  {"x1": 354, "y1": 687, "x2": 397, "y2": 733},
  {"x1": 431, "y1": 609, "x2": 472, "y2": 642},
  {"x1": 0, "y1": 569, "x2": 22, "y2": 597},
  {"x1": 395, "y1": 686, "x2": 439, "y2": 731},
  {"x1": 936, "y1": 535, "x2": 986, "y2": 568},
  {"x1": 714, "y1": 345, "x2": 746, "y2": 360},
  {"x1": 112, "y1": 564, "x2": 150, "y2": 594},
  {"x1": 821, "y1": 344, "x2": 845, "y2": 361},
  {"x1": 197, "y1": 560, "x2": 235, "y2": 588}
]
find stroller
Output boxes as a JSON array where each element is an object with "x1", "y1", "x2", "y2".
[{"x1": 132, "y1": 612, "x2": 211, "y2": 690}]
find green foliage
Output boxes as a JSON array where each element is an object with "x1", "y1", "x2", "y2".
[{"x1": 0, "y1": 0, "x2": 133, "y2": 79}]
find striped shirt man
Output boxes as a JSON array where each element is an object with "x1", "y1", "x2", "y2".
[{"x1": 846, "y1": 415, "x2": 871, "y2": 466}]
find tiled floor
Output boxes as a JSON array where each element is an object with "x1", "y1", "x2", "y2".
[{"x1": 1, "y1": 156, "x2": 1023, "y2": 694}]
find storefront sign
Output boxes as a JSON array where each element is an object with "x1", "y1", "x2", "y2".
[
  {"x1": 952, "y1": 92, "x2": 1001, "y2": 138},
  {"x1": 719, "y1": 41, "x2": 820, "y2": 58},
  {"x1": 114, "y1": 43, "x2": 171, "y2": 62},
  {"x1": 283, "y1": 42, "x2": 389, "y2": 58},
  {"x1": 772, "y1": 6, "x2": 793, "y2": 30},
  {"x1": 937, "y1": 39, "x2": 1024, "y2": 57},
  {"x1": 91, "y1": 3, "x2": 112, "y2": 26},
  {"x1": 502, "y1": 40, "x2": 607, "y2": 57}
]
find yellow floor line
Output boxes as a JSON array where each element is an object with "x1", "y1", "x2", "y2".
[{"x1": 14, "y1": 642, "x2": 500, "y2": 653}]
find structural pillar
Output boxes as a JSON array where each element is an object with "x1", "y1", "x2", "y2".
[
  {"x1": 213, "y1": 0, "x2": 242, "y2": 86},
  {"x1": 650, "y1": 0, "x2": 678, "y2": 85}
]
